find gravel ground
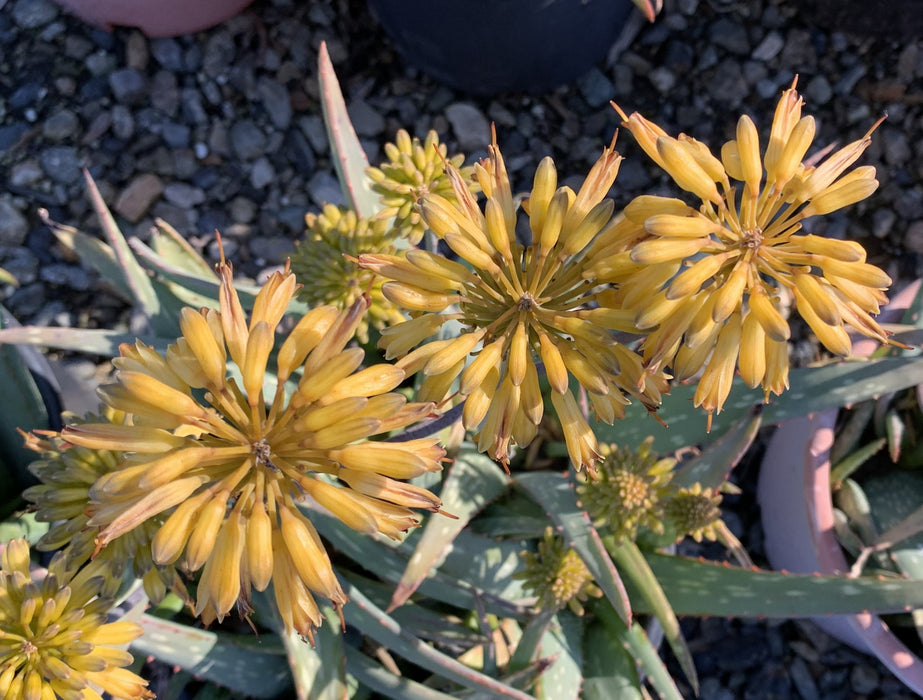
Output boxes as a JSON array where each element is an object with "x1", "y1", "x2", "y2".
[{"x1": 2, "y1": 0, "x2": 923, "y2": 697}]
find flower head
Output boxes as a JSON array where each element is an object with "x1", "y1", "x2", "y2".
[
  {"x1": 599, "y1": 79, "x2": 894, "y2": 425},
  {"x1": 367, "y1": 129, "x2": 476, "y2": 244},
  {"x1": 576, "y1": 437, "x2": 676, "y2": 543},
  {"x1": 514, "y1": 527, "x2": 602, "y2": 615},
  {"x1": 360, "y1": 134, "x2": 667, "y2": 473},
  {"x1": 0, "y1": 538, "x2": 152, "y2": 700},
  {"x1": 61, "y1": 254, "x2": 445, "y2": 639},
  {"x1": 292, "y1": 204, "x2": 406, "y2": 343},
  {"x1": 22, "y1": 410, "x2": 184, "y2": 605},
  {"x1": 663, "y1": 483, "x2": 723, "y2": 543}
]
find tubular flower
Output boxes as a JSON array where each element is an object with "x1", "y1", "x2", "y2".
[
  {"x1": 601, "y1": 79, "x2": 894, "y2": 426},
  {"x1": 513, "y1": 527, "x2": 602, "y2": 615},
  {"x1": 61, "y1": 257, "x2": 445, "y2": 639},
  {"x1": 22, "y1": 410, "x2": 185, "y2": 605},
  {"x1": 576, "y1": 437, "x2": 676, "y2": 543},
  {"x1": 360, "y1": 134, "x2": 667, "y2": 473},
  {"x1": 292, "y1": 204, "x2": 406, "y2": 343},
  {"x1": 0, "y1": 538, "x2": 152, "y2": 700},
  {"x1": 367, "y1": 129, "x2": 477, "y2": 244}
]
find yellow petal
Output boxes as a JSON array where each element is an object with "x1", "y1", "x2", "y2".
[
  {"x1": 736, "y1": 114, "x2": 762, "y2": 195},
  {"x1": 657, "y1": 136, "x2": 722, "y2": 204},
  {"x1": 538, "y1": 333, "x2": 569, "y2": 394},
  {"x1": 382, "y1": 281, "x2": 460, "y2": 312},
  {"x1": 508, "y1": 322, "x2": 530, "y2": 386},
  {"x1": 739, "y1": 311, "x2": 767, "y2": 388}
]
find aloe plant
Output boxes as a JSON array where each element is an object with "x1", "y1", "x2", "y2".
[{"x1": 7, "y1": 38, "x2": 923, "y2": 700}]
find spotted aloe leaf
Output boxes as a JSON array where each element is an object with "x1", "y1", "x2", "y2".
[
  {"x1": 601, "y1": 355, "x2": 923, "y2": 453},
  {"x1": 514, "y1": 471, "x2": 631, "y2": 626},
  {"x1": 635, "y1": 551, "x2": 923, "y2": 616},
  {"x1": 581, "y1": 614, "x2": 643, "y2": 700},
  {"x1": 608, "y1": 539, "x2": 698, "y2": 694},
  {"x1": 672, "y1": 404, "x2": 762, "y2": 490},
  {"x1": 342, "y1": 580, "x2": 535, "y2": 699},
  {"x1": 131, "y1": 615, "x2": 293, "y2": 698},
  {"x1": 281, "y1": 607, "x2": 347, "y2": 700},
  {"x1": 312, "y1": 510, "x2": 529, "y2": 620},
  {"x1": 389, "y1": 448, "x2": 510, "y2": 610},
  {"x1": 318, "y1": 41, "x2": 381, "y2": 220},
  {"x1": 0, "y1": 326, "x2": 168, "y2": 356},
  {"x1": 533, "y1": 612, "x2": 582, "y2": 700}
]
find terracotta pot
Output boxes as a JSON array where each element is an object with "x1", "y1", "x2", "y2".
[
  {"x1": 366, "y1": 0, "x2": 637, "y2": 95},
  {"x1": 53, "y1": 0, "x2": 255, "y2": 38},
  {"x1": 758, "y1": 280, "x2": 923, "y2": 694}
]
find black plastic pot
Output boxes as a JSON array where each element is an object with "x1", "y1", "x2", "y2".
[{"x1": 367, "y1": 0, "x2": 636, "y2": 95}]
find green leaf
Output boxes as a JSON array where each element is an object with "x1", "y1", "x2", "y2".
[
  {"x1": 344, "y1": 646, "x2": 458, "y2": 700},
  {"x1": 603, "y1": 355, "x2": 923, "y2": 453},
  {"x1": 342, "y1": 580, "x2": 536, "y2": 700},
  {"x1": 0, "y1": 307, "x2": 53, "y2": 509},
  {"x1": 311, "y1": 511, "x2": 530, "y2": 620},
  {"x1": 47, "y1": 222, "x2": 133, "y2": 302},
  {"x1": 0, "y1": 512, "x2": 49, "y2": 545},
  {"x1": 390, "y1": 449, "x2": 509, "y2": 610},
  {"x1": 636, "y1": 552, "x2": 923, "y2": 617},
  {"x1": 317, "y1": 41, "x2": 381, "y2": 219},
  {"x1": 515, "y1": 471, "x2": 632, "y2": 626},
  {"x1": 82, "y1": 170, "x2": 167, "y2": 333},
  {"x1": 672, "y1": 404, "x2": 762, "y2": 490},
  {"x1": 581, "y1": 617, "x2": 643, "y2": 700},
  {"x1": 595, "y1": 602, "x2": 684, "y2": 700},
  {"x1": 508, "y1": 610, "x2": 555, "y2": 674},
  {"x1": 609, "y1": 540, "x2": 697, "y2": 694},
  {"x1": 0, "y1": 326, "x2": 169, "y2": 356},
  {"x1": 132, "y1": 615, "x2": 292, "y2": 698},
  {"x1": 535, "y1": 612, "x2": 582, "y2": 700},
  {"x1": 150, "y1": 218, "x2": 218, "y2": 279},
  {"x1": 281, "y1": 607, "x2": 348, "y2": 700}
]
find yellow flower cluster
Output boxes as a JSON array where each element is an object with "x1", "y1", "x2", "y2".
[
  {"x1": 367, "y1": 129, "x2": 477, "y2": 244},
  {"x1": 360, "y1": 133, "x2": 667, "y2": 473},
  {"x1": 292, "y1": 203, "x2": 405, "y2": 343},
  {"x1": 0, "y1": 538, "x2": 152, "y2": 700},
  {"x1": 594, "y1": 79, "x2": 894, "y2": 425},
  {"x1": 61, "y1": 254, "x2": 445, "y2": 638}
]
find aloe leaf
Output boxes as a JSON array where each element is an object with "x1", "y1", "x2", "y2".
[
  {"x1": 132, "y1": 615, "x2": 292, "y2": 698},
  {"x1": 0, "y1": 267, "x2": 16, "y2": 287},
  {"x1": 508, "y1": 610, "x2": 555, "y2": 673},
  {"x1": 830, "y1": 399, "x2": 876, "y2": 466},
  {"x1": 595, "y1": 602, "x2": 683, "y2": 700},
  {"x1": 344, "y1": 646, "x2": 457, "y2": 700},
  {"x1": 602, "y1": 355, "x2": 923, "y2": 453},
  {"x1": 317, "y1": 41, "x2": 380, "y2": 219},
  {"x1": 390, "y1": 449, "x2": 509, "y2": 610},
  {"x1": 581, "y1": 616, "x2": 643, "y2": 700},
  {"x1": 312, "y1": 511, "x2": 530, "y2": 619},
  {"x1": 343, "y1": 573, "x2": 486, "y2": 648},
  {"x1": 150, "y1": 218, "x2": 217, "y2": 279},
  {"x1": 830, "y1": 437, "x2": 886, "y2": 487},
  {"x1": 280, "y1": 607, "x2": 347, "y2": 700},
  {"x1": 634, "y1": 552, "x2": 923, "y2": 616},
  {"x1": 0, "y1": 326, "x2": 168, "y2": 356},
  {"x1": 82, "y1": 170, "x2": 167, "y2": 332},
  {"x1": 609, "y1": 540, "x2": 697, "y2": 694},
  {"x1": 0, "y1": 308, "x2": 54, "y2": 511},
  {"x1": 534, "y1": 612, "x2": 582, "y2": 700},
  {"x1": 45, "y1": 221, "x2": 133, "y2": 302},
  {"x1": 672, "y1": 404, "x2": 762, "y2": 490},
  {"x1": 515, "y1": 471, "x2": 632, "y2": 626},
  {"x1": 342, "y1": 580, "x2": 535, "y2": 700}
]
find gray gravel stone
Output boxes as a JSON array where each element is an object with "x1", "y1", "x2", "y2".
[
  {"x1": 109, "y1": 68, "x2": 148, "y2": 105},
  {"x1": 41, "y1": 108, "x2": 79, "y2": 141},
  {"x1": 39, "y1": 146, "x2": 83, "y2": 184},
  {"x1": 249, "y1": 236, "x2": 294, "y2": 264},
  {"x1": 307, "y1": 171, "x2": 346, "y2": 208},
  {"x1": 0, "y1": 198, "x2": 29, "y2": 246},
  {"x1": 40, "y1": 263, "x2": 91, "y2": 290},
  {"x1": 258, "y1": 77, "x2": 292, "y2": 130},
  {"x1": 348, "y1": 99, "x2": 385, "y2": 137},
  {"x1": 10, "y1": 160, "x2": 43, "y2": 187},
  {"x1": 150, "y1": 38, "x2": 184, "y2": 71},
  {"x1": 710, "y1": 18, "x2": 750, "y2": 55},
  {"x1": 163, "y1": 182, "x2": 206, "y2": 209},
  {"x1": 11, "y1": 0, "x2": 57, "y2": 28},
  {"x1": 229, "y1": 119, "x2": 267, "y2": 160},
  {"x1": 250, "y1": 156, "x2": 276, "y2": 189},
  {"x1": 115, "y1": 174, "x2": 164, "y2": 222},
  {"x1": 445, "y1": 102, "x2": 490, "y2": 153},
  {"x1": 576, "y1": 67, "x2": 614, "y2": 107},
  {"x1": 804, "y1": 74, "x2": 833, "y2": 105},
  {"x1": 752, "y1": 30, "x2": 784, "y2": 62}
]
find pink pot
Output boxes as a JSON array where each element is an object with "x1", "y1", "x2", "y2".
[
  {"x1": 758, "y1": 279, "x2": 923, "y2": 694},
  {"x1": 54, "y1": 0, "x2": 255, "y2": 38}
]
